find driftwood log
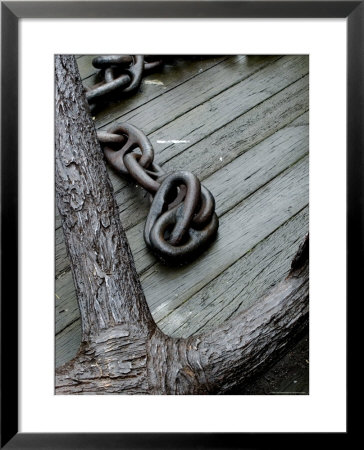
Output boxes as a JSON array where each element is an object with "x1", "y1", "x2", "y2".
[{"x1": 55, "y1": 55, "x2": 309, "y2": 395}]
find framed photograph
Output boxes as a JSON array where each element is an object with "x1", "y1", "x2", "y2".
[
  {"x1": 1, "y1": 1, "x2": 357, "y2": 447},
  {"x1": 54, "y1": 51, "x2": 310, "y2": 400}
]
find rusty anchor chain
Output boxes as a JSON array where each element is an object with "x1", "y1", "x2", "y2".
[
  {"x1": 86, "y1": 55, "x2": 165, "y2": 106},
  {"x1": 97, "y1": 123, "x2": 219, "y2": 264}
]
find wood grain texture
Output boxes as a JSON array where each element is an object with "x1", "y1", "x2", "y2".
[
  {"x1": 55, "y1": 55, "x2": 229, "y2": 229},
  {"x1": 140, "y1": 156, "x2": 309, "y2": 321},
  {"x1": 56, "y1": 206, "x2": 308, "y2": 367},
  {"x1": 55, "y1": 124, "x2": 308, "y2": 336},
  {"x1": 55, "y1": 54, "x2": 288, "y2": 229},
  {"x1": 55, "y1": 76, "x2": 309, "y2": 275},
  {"x1": 93, "y1": 55, "x2": 283, "y2": 131},
  {"x1": 55, "y1": 55, "x2": 309, "y2": 379},
  {"x1": 159, "y1": 207, "x2": 309, "y2": 338}
]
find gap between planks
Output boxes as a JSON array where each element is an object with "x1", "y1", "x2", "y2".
[
  {"x1": 54, "y1": 55, "x2": 307, "y2": 232},
  {"x1": 55, "y1": 59, "x2": 308, "y2": 237},
  {"x1": 55, "y1": 78, "x2": 309, "y2": 280},
  {"x1": 56, "y1": 150, "x2": 308, "y2": 336},
  {"x1": 55, "y1": 111, "x2": 309, "y2": 326}
]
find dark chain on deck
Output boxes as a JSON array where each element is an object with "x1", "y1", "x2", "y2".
[
  {"x1": 97, "y1": 123, "x2": 219, "y2": 264},
  {"x1": 88, "y1": 55, "x2": 219, "y2": 263},
  {"x1": 86, "y1": 55, "x2": 164, "y2": 106}
]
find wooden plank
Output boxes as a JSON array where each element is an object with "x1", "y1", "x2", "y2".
[
  {"x1": 290, "y1": 111, "x2": 309, "y2": 127},
  {"x1": 56, "y1": 107, "x2": 309, "y2": 279},
  {"x1": 55, "y1": 74, "x2": 309, "y2": 274},
  {"x1": 77, "y1": 55, "x2": 231, "y2": 85},
  {"x1": 55, "y1": 207, "x2": 62, "y2": 230},
  {"x1": 146, "y1": 56, "x2": 308, "y2": 160},
  {"x1": 55, "y1": 227, "x2": 69, "y2": 277},
  {"x1": 56, "y1": 55, "x2": 259, "y2": 229},
  {"x1": 141, "y1": 155, "x2": 309, "y2": 321},
  {"x1": 158, "y1": 207, "x2": 309, "y2": 337},
  {"x1": 93, "y1": 55, "x2": 282, "y2": 130},
  {"x1": 79, "y1": 55, "x2": 234, "y2": 122},
  {"x1": 117, "y1": 71, "x2": 309, "y2": 227},
  {"x1": 55, "y1": 123, "x2": 308, "y2": 332},
  {"x1": 130, "y1": 120, "x2": 309, "y2": 276},
  {"x1": 204, "y1": 126, "x2": 308, "y2": 217},
  {"x1": 55, "y1": 117, "x2": 309, "y2": 332},
  {"x1": 78, "y1": 55, "x2": 229, "y2": 84},
  {"x1": 55, "y1": 320, "x2": 82, "y2": 368},
  {"x1": 101, "y1": 63, "x2": 309, "y2": 229},
  {"x1": 56, "y1": 206, "x2": 308, "y2": 367},
  {"x1": 55, "y1": 55, "x2": 304, "y2": 231},
  {"x1": 55, "y1": 271, "x2": 79, "y2": 335},
  {"x1": 56, "y1": 153, "x2": 308, "y2": 335},
  {"x1": 56, "y1": 56, "x2": 232, "y2": 241},
  {"x1": 76, "y1": 55, "x2": 97, "y2": 79},
  {"x1": 161, "y1": 75, "x2": 309, "y2": 181},
  {"x1": 84, "y1": 54, "x2": 286, "y2": 197}
]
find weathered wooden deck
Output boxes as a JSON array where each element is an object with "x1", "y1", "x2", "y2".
[{"x1": 56, "y1": 55, "x2": 309, "y2": 390}]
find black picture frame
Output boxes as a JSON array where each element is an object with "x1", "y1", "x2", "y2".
[{"x1": 1, "y1": 1, "x2": 358, "y2": 448}]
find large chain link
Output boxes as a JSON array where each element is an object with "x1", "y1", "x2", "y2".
[
  {"x1": 97, "y1": 123, "x2": 219, "y2": 264},
  {"x1": 86, "y1": 55, "x2": 164, "y2": 106},
  {"x1": 87, "y1": 55, "x2": 219, "y2": 264}
]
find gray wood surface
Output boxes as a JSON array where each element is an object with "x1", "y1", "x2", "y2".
[{"x1": 55, "y1": 55, "x2": 309, "y2": 376}]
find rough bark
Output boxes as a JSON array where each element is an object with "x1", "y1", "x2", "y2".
[
  {"x1": 55, "y1": 55, "x2": 309, "y2": 395},
  {"x1": 55, "y1": 55, "x2": 154, "y2": 341}
]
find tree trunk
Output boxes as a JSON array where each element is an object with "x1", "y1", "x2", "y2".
[{"x1": 55, "y1": 55, "x2": 309, "y2": 395}]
